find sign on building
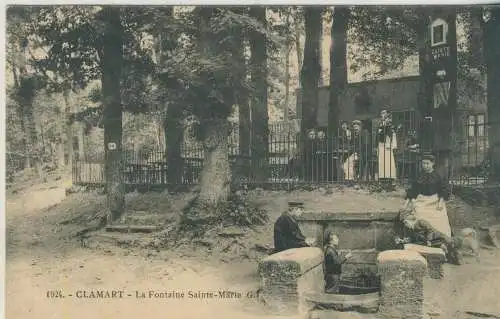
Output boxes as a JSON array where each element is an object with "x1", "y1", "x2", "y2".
[
  {"x1": 429, "y1": 13, "x2": 457, "y2": 110},
  {"x1": 433, "y1": 81, "x2": 451, "y2": 109}
]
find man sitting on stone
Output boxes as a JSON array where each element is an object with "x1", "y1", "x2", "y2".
[{"x1": 273, "y1": 202, "x2": 315, "y2": 253}]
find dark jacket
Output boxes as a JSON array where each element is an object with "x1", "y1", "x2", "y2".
[
  {"x1": 324, "y1": 245, "x2": 348, "y2": 276},
  {"x1": 405, "y1": 171, "x2": 450, "y2": 201},
  {"x1": 273, "y1": 214, "x2": 308, "y2": 253}
]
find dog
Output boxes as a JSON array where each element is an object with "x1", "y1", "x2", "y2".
[{"x1": 454, "y1": 227, "x2": 481, "y2": 262}]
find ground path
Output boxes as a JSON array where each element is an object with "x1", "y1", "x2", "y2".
[{"x1": 5, "y1": 185, "x2": 500, "y2": 319}]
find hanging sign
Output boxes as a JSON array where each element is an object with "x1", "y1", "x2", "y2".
[
  {"x1": 433, "y1": 81, "x2": 451, "y2": 109},
  {"x1": 107, "y1": 142, "x2": 117, "y2": 150},
  {"x1": 430, "y1": 17, "x2": 453, "y2": 82}
]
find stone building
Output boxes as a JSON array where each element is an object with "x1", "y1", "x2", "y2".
[{"x1": 296, "y1": 74, "x2": 487, "y2": 168}]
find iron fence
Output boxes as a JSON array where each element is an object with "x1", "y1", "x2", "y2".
[{"x1": 72, "y1": 119, "x2": 490, "y2": 189}]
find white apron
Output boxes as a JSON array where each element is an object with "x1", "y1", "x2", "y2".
[
  {"x1": 413, "y1": 194, "x2": 452, "y2": 237},
  {"x1": 377, "y1": 133, "x2": 397, "y2": 179},
  {"x1": 343, "y1": 152, "x2": 358, "y2": 180}
]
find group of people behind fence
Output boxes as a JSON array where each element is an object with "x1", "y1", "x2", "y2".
[{"x1": 338, "y1": 109, "x2": 399, "y2": 182}]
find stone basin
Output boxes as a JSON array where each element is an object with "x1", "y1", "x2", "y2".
[
  {"x1": 338, "y1": 249, "x2": 381, "y2": 294},
  {"x1": 297, "y1": 210, "x2": 400, "y2": 251}
]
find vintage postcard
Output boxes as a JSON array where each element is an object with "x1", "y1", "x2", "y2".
[{"x1": 4, "y1": 4, "x2": 500, "y2": 319}]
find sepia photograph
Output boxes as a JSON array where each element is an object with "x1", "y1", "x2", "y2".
[{"x1": 4, "y1": 4, "x2": 500, "y2": 319}]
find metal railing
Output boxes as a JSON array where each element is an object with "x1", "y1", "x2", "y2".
[{"x1": 72, "y1": 120, "x2": 490, "y2": 189}]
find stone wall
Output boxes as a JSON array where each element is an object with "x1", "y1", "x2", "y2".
[
  {"x1": 297, "y1": 211, "x2": 399, "y2": 251},
  {"x1": 377, "y1": 250, "x2": 427, "y2": 319},
  {"x1": 258, "y1": 247, "x2": 324, "y2": 316}
]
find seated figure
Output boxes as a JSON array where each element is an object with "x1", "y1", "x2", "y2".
[
  {"x1": 273, "y1": 202, "x2": 314, "y2": 253},
  {"x1": 396, "y1": 210, "x2": 464, "y2": 265}
]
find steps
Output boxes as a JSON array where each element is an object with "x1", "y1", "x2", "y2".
[
  {"x1": 305, "y1": 291, "x2": 379, "y2": 313},
  {"x1": 85, "y1": 231, "x2": 154, "y2": 249},
  {"x1": 309, "y1": 309, "x2": 377, "y2": 319}
]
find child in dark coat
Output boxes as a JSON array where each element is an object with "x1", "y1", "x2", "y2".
[{"x1": 323, "y1": 229, "x2": 352, "y2": 293}]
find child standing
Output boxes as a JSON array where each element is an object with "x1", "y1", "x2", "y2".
[{"x1": 323, "y1": 229, "x2": 352, "y2": 293}]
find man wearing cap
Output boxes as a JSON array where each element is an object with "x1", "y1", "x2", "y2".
[
  {"x1": 351, "y1": 120, "x2": 372, "y2": 180},
  {"x1": 273, "y1": 202, "x2": 313, "y2": 253}
]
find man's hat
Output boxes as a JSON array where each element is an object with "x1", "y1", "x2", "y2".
[
  {"x1": 421, "y1": 153, "x2": 436, "y2": 162},
  {"x1": 352, "y1": 120, "x2": 362, "y2": 125},
  {"x1": 288, "y1": 201, "x2": 304, "y2": 208}
]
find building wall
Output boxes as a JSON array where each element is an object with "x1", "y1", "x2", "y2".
[{"x1": 296, "y1": 75, "x2": 487, "y2": 127}]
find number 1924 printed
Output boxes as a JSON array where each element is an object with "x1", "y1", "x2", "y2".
[{"x1": 46, "y1": 290, "x2": 65, "y2": 298}]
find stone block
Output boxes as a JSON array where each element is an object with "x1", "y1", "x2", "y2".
[
  {"x1": 298, "y1": 221, "x2": 324, "y2": 247},
  {"x1": 258, "y1": 247, "x2": 324, "y2": 316},
  {"x1": 404, "y1": 244, "x2": 446, "y2": 279},
  {"x1": 377, "y1": 250, "x2": 428, "y2": 319}
]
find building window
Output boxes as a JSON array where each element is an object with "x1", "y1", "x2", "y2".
[
  {"x1": 467, "y1": 114, "x2": 486, "y2": 137},
  {"x1": 431, "y1": 18, "x2": 448, "y2": 47},
  {"x1": 477, "y1": 114, "x2": 485, "y2": 137}
]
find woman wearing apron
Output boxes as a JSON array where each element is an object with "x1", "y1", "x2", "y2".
[
  {"x1": 377, "y1": 110, "x2": 397, "y2": 181},
  {"x1": 403, "y1": 154, "x2": 452, "y2": 238}
]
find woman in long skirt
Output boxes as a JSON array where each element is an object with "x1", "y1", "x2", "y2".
[
  {"x1": 377, "y1": 110, "x2": 397, "y2": 180},
  {"x1": 403, "y1": 154, "x2": 452, "y2": 238}
]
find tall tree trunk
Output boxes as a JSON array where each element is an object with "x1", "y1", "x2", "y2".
[
  {"x1": 234, "y1": 8, "x2": 250, "y2": 157},
  {"x1": 284, "y1": 10, "x2": 291, "y2": 122},
  {"x1": 56, "y1": 137, "x2": 65, "y2": 169},
  {"x1": 300, "y1": 7, "x2": 322, "y2": 134},
  {"x1": 328, "y1": 6, "x2": 349, "y2": 134},
  {"x1": 56, "y1": 92, "x2": 65, "y2": 169},
  {"x1": 101, "y1": 7, "x2": 124, "y2": 223},
  {"x1": 318, "y1": 14, "x2": 325, "y2": 87},
  {"x1": 10, "y1": 59, "x2": 28, "y2": 169},
  {"x1": 469, "y1": 7, "x2": 484, "y2": 69},
  {"x1": 18, "y1": 41, "x2": 42, "y2": 176},
  {"x1": 485, "y1": 8, "x2": 500, "y2": 182},
  {"x1": 294, "y1": 9, "x2": 303, "y2": 75},
  {"x1": 233, "y1": 8, "x2": 251, "y2": 182},
  {"x1": 64, "y1": 89, "x2": 73, "y2": 170},
  {"x1": 198, "y1": 120, "x2": 231, "y2": 205},
  {"x1": 77, "y1": 123, "x2": 85, "y2": 160},
  {"x1": 238, "y1": 54, "x2": 251, "y2": 158},
  {"x1": 416, "y1": 9, "x2": 434, "y2": 153},
  {"x1": 300, "y1": 7, "x2": 323, "y2": 183},
  {"x1": 19, "y1": 113, "x2": 30, "y2": 169},
  {"x1": 22, "y1": 86, "x2": 43, "y2": 178},
  {"x1": 165, "y1": 104, "x2": 183, "y2": 186},
  {"x1": 151, "y1": 7, "x2": 184, "y2": 187},
  {"x1": 191, "y1": 7, "x2": 232, "y2": 210},
  {"x1": 249, "y1": 7, "x2": 269, "y2": 182}
]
